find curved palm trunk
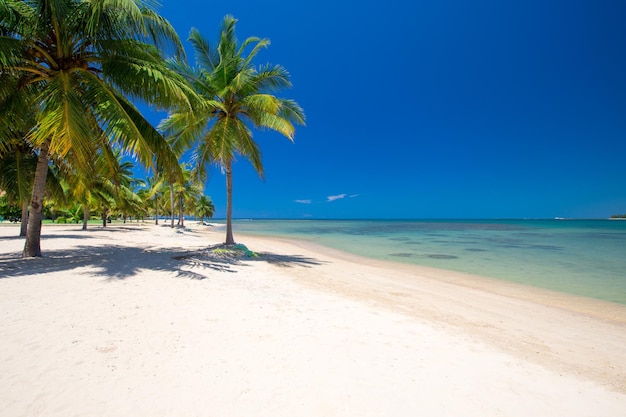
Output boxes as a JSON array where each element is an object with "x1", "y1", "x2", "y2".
[
  {"x1": 82, "y1": 205, "x2": 89, "y2": 230},
  {"x1": 225, "y1": 162, "x2": 235, "y2": 245},
  {"x1": 20, "y1": 201, "x2": 29, "y2": 237},
  {"x1": 23, "y1": 139, "x2": 51, "y2": 257}
]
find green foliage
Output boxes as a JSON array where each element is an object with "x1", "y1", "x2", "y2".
[
  {"x1": 0, "y1": 196, "x2": 21, "y2": 222},
  {"x1": 610, "y1": 214, "x2": 626, "y2": 219},
  {"x1": 160, "y1": 15, "x2": 305, "y2": 244},
  {"x1": 196, "y1": 195, "x2": 215, "y2": 222},
  {"x1": 1, "y1": 0, "x2": 194, "y2": 256},
  {"x1": 209, "y1": 243, "x2": 258, "y2": 258}
]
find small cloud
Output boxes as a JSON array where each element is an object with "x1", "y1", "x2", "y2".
[
  {"x1": 327, "y1": 194, "x2": 347, "y2": 202},
  {"x1": 295, "y1": 199, "x2": 312, "y2": 204},
  {"x1": 349, "y1": 194, "x2": 359, "y2": 198}
]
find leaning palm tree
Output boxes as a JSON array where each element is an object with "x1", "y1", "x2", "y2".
[
  {"x1": 161, "y1": 16, "x2": 305, "y2": 244},
  {"x1": 0, "y1": 0, "x2": 191, "y2": 257}
]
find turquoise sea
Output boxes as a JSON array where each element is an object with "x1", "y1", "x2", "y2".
[{"x1": 226, "y1": 219, "x2": 626, "y2": 305}]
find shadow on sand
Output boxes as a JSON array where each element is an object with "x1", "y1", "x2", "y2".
[{"x1": 0, "y1": 242, "x2": 325, "y2": 281}]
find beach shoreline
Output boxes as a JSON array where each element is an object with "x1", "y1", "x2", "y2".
[
  {"x1": 1, "y1": 223, "x2": 625, "y2": 416},
  {"x1": 241, "y1": 230, "x2": 626, "y2": 323}
]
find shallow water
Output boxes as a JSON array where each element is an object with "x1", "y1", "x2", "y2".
[{"x1": 224, "y1": 219, "x2": 626, "y2": 305}]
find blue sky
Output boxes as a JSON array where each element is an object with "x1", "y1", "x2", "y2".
[{"x1": 146, "y1": 0, "x2": 626, "y2": 219}]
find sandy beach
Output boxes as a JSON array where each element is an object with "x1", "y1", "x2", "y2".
[{"x1": 1, "y1": 223, "x2": 626, "y2": 417}]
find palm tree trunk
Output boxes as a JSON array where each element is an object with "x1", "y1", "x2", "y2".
[
  {"x1": 154, "y1": 195, "x2": 159, "y2": 225},
  {"x1": 82, "y1": 205, "x2": 89, "y2": 230},
  {"x1": 23, "y1": 139, "x2": 51, "y2": 257},
  {"x1": 178, "y1": 193, "x2": 184, "y2": 227},
  {"x1": 20, "y1": 200, "x2": 29, "y2": 237},
  {"x1": 225, "y1": 162, "x2": 235, "y2": 245},
  {"x1": 102, "y1": 206, "x2": 107, "y2": 227},
  {"x1": 170, "y1": 186, "x2": 175, "y2": 227}
]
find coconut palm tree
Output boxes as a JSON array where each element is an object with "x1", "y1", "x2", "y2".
[
  {"x1": 144, "y1": 174, "x2": 166, "y2": 224},
  {"x1": 196, "y1": 195, "x2": 215, "y2": 224},
  {"x1": 0, "y1": 0, "x2": 191, "y2": 257},
  {"x1": 172, "y1": 163, "x2": 203, "y2": 227},
  {"x1": 0, "y1": 140, "x2": 65, "y2": 236},
  {"x1": 111, "y1": 158, "x2": 145, "y2": 224},
  {"x1": 161, "y1": 16, "x2": 305, "y2": 245},
  {"x1": 0, "y1": 141, "x2": 38, "y2": 236}
]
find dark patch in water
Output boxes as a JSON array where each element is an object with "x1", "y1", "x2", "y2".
[
  {"x1": 529, "y1": 244, "x2": 563, "y2": 251},
  {"x1": 388, "y1": 237, "x2": 411, "y2": 241},
  {"x1": 465, "y1": 248, "x2": 487, "y2": 252},
  {"x1": 427, "y1": 254, "x2": 459, "y2": 259},
  {"x1": 389, "y1": 253, "x2": 414, "y2": 258},
  {"x1": 578, "y1": 232, "x2": 626, "y2": 241},
  {"x1": 432, "y1": 239, "x2": 476, "y2": 244}
]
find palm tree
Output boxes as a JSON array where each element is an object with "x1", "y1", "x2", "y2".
[
  {"x1": 172, "y1": 163, "x2": 203, "y2": 227},
  {"x1": 0, "y1": 142, "x2": 38, "y2": 236},
  {"x1": 196, "y1": 195, "x2": 215, "y2": 224},
  {"x1": 111, "y1": 159, "x2": 145, "y2": 224},
  {"x1": 144, "y1": 174, "x2": 166, "y2": 224},
  {"x1": 0, "y1": 140, "x2": 64, "y2": 236},
  {"x1": 0, "y1": 0, "x2": 190, "y2": 257},
  {"x1": 161, "y1": 16, "x2": 305, "y2": 244}
]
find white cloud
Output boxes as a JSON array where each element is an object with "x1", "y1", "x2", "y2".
[
  {"x1": 327, "y1": 194, "x2": 347, "y2": 202},
  {"x1": 295, "y1": 199, "x2": 312, "y2": 204}
]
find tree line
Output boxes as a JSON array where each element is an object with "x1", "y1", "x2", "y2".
[
  {"x1": 0, "y1": 1, "x2": 304, "y2": 257},
  {"x1": 0, "y1": 157, "x2": 216, "y2": 229}
]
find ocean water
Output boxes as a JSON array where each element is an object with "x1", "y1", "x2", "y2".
[{"x1": 227, "y1": 219, "x2": 626, "y2": 305}]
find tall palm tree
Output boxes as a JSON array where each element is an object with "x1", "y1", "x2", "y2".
[
  {"x1": 0, "y1": 0, "x2": 190, "y2": 257},
  {"x1": 161, "y1": 16, "x2": 305, "y2": 244}
]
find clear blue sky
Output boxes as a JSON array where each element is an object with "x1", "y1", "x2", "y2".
[{"x1": 145, "y1": 0, "x2": 626, "y2": 219}]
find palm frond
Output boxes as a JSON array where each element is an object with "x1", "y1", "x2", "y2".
[
  {"x1": 32, "y1": 72, "x2": 98, "y2": 170},
  {"x1": 231, "y1": 117, "x2": 263, "y2": 177},
  {"x1": 253, "y1": 64, "x2": 292, "y2": 92},
  {"x1": 278, "y1": 98, "x2": 306, "y2": 126},
  {"x1": 188, "y1": 27, "x2": 218, "y2": 71},
  {"x1": 100, "y1": 40, "x2": 194, "y2": 110},
  {"x1": 238, "y1": 37, "x2": 270, "y2": 70}
]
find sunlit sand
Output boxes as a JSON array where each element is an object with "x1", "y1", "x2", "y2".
[{"x1": 1, "y1": 223, "x2": 625, "y2": 416}]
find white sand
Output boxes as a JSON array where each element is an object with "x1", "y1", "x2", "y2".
[{"x1": 1, "y1": 223, "x2": 625, "y2": 416}]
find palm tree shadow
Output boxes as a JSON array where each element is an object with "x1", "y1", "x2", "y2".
[
  {"x1": 0, "y1": 245, "x2": 236, "y2": 280},
  {"x1": 174, "y1": 248, "x2": 325, "y2": 270},
  {"x1": 250, "y1": 252, "x2": 324, "y2": 268},
  {"x1": 0, "y1": 244, "x2": 325, "y2": 281}
]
